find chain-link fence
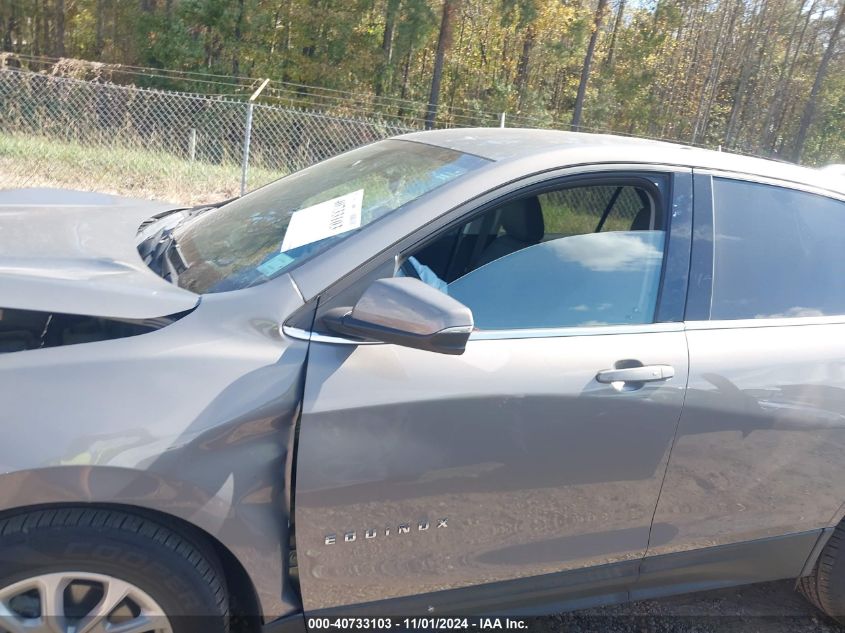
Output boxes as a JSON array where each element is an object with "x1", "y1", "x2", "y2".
[{"x1": 0, "y1": 68, "x2": 417, "y2": 204}]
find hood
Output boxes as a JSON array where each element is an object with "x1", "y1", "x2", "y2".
[{"x1": 0, "y1": 188, "x2": 201, "y2": 319}]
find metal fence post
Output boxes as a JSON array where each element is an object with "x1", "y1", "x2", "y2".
[
  {"x1": 240, "y1": 78, "x2": 270, "y2": 196},
  {"x1": 188, "y1": 127, "x2": 197, "y2": 162},
  {"x1": 240, "y1": 103, "x2": 254, "y2": 196}
]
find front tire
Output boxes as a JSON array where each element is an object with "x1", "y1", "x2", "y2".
[{"x1": 0, "y1": 508, "x2": 229, "y2": 633}]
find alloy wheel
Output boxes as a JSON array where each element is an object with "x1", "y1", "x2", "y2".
[{"x1": 0, "y1": 572, "x2": 173, "y2": 633}]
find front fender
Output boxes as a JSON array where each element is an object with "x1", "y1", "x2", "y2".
[
  {"x1": 0, "y1": 462, "x2": 299, "y2": 618},
  {"x1": 0, "y1": 275, "x2": 311, "y2": 619}
]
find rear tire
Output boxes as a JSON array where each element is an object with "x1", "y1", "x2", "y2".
[
  {"x1": 799, "y1": 522, "x2": 845, "y2": 623},
  {"x1": 0, "y1": 507, "x2": 229, "y2": 633}
]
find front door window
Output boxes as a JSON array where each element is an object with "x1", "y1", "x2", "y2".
[{"x1": 398, "y1": 180, "x2": 668, "y2": 330}]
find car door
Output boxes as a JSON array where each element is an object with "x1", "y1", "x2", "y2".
[
  {"x1": 644, "y1": 174, "x2": 845, "y2": 575},
  {"x1": 292, "y1": 169, "x2": 694, "y2": 614}
]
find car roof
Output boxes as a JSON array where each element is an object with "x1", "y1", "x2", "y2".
[
  {"x1": 820, "y1": 164, "x2": 845, "y2": 177},
  {"x1": 397, "y1": 128, "x2": 845, "y2": 197}
]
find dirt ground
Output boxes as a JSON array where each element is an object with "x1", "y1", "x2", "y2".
[{"x1": 543, "y1": 580, "x2": 844, "y2": 632}]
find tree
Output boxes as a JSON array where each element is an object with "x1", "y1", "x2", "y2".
[
  {"x1": 572, "y1": 0, "x2": 609, "y2": 131},
  {"x1": 425, "y1": 0, "x2": 460, "y2": 129},
  {"x1": 1, "y1": 1, "x2": 19, "y2": 52},
  {"x1": 94, "y1": 0, "x2": 106, "y2": 58},
  {"x1": 507, "y1": 0, "x2": 540, "y2": 112},
  {"x1": 1, "y1": 0, "x2": 844, "y2": 164},
  {"x1": 791, "y1": 0, "x2": 845, "y2": 162},
  {"x1": 603, "y1": 0, "x2": 625, "y2": 70},
  {"x1": 514, "y1": 23, "x2": 535, "y2": 110},
  {"x1": 762, "y1": 0, "x2": 815, "y2": 152},
  {"x1": 375, "y1": 0, "x2": 401, "y2": 95},
  {"x1": 55, "y1": 0, "x2": 66, "y2": 56}
]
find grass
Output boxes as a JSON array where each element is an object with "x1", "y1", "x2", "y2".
[
  {"x1": 0, "y1": 133, "x2": 283, "y2": 206},
  {"x1": 541, "y1": 193, "x2": 637, "y2": 235}
]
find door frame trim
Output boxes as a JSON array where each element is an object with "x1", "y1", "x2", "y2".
[
  {"x1": 284, "y1": 322, "x2": 687, "y2": 345},
  {"x1": 684, "y1": 172, "x2": 714, "y2": 321},
  {"x1": 694, "y1": 168, "x2": 845, "y2": 202},
  {"x1": 685, "y1": 316, "x2": 845, "y2": 330},
  {"x1": 468, "y1": 322, "x2": 684, "y2": 341}
]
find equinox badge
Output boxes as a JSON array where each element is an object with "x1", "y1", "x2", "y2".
[{"x1": 325, "y1": 518, "x2": 448, "y2": 545}]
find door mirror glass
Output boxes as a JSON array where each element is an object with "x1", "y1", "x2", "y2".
[{"x1": 322, "y1": 277, "x2": 474, "y2": 354}]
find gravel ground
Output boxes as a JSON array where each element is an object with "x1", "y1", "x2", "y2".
[{"x1": 541, "y1": 580, "x2": 845, "y2": 632}]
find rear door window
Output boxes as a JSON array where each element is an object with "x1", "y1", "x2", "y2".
[{"x1": 711, "y1": 179, "x2": 845, "y2": 320}]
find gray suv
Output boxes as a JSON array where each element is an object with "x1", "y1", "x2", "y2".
[{"x1": 2, "y1": 129, "x2": 845, "y2": 633}]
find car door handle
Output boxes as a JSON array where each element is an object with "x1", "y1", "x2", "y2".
[{"x1": 595, "y1": 365, "x2": 675, "y2": 384}]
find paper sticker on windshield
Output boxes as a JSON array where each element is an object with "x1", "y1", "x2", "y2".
[
  {"x1": 281, "y1": 189, "x2": 364, "y2": 252},
  {"x1": 256, "y1": 252, "x2": 294, "y2": 277}
]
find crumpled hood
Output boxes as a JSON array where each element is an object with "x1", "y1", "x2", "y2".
[{"x1": 0, "y1": 188, "x2": 201, "y2": 319}]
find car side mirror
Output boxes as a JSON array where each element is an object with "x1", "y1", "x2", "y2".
[{"x1": 322, "y1": 277, "x2": 474, "y2": 355}]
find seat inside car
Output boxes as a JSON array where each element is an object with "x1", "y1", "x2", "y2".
[
  {"x1": 475, "y1": 196, "x2": 545, "y2": 268},
  {"x1": 630, "y1": 206, "x2": 653, "y2": 230},
  {"x1": 628, "y1": 189, "x2": 660, "y2": 231}
]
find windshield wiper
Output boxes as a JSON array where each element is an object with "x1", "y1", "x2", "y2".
[
  {"x1": 139, "y1": 196, "x2": 235, "y2": 233},
  {"x1": 138, "y1": 199, "x2": 233, "y2": 284},
  {"x1": 139, "y1": 226, "x2": 188, "y2": 283}
]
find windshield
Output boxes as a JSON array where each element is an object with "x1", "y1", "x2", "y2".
[{"x1": 165, "y1": 139, "x2": 489, "y2": 293}]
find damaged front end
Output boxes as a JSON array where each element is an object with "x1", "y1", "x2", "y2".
[
  {"x1": 0, "y1": 307, "x2": 193, "y2": 354},
  {"x1": 0, "y1": 189, "x2": 202, "y2": 353}
]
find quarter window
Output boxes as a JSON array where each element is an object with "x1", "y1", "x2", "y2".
[{"x1": 711, "y1": 179, "x2": 845, "y2": 320}]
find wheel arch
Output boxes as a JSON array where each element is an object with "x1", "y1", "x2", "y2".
[
  {"x1": 0, "y1": 465, "x2": 300, "y2": 622},
  {"x1": 0, "y1": 500, "x2": 263, "y2": 624}
]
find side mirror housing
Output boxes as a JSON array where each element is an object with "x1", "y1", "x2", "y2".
[{"x1": 322, "y1": 277, "x2": 474, "y2": 355}]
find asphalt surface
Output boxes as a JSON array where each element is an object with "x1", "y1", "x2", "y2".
[{"x1": 542, "y1": 580, "x2": 844, "y2": 632}]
